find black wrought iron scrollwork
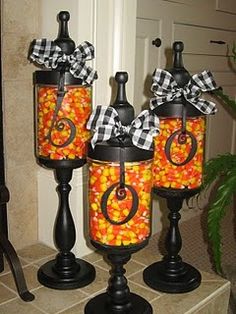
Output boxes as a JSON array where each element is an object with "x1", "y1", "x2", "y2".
[
  {"x1": 101, "y1": 142, "x2": 139, "y2": 225},
  {"x1": 101, "y1": 182, "x2": 139, "y2": 225},
  {"x1": 165, "y1": 129, "x2": 197, "y2": 166},
  {"x1": 45, "y1": 71, "x2": 76, "y2": 148},
  {"x1": 164, "y1": 104, "x2": 197, "y2": 166},
  {"x1": 46, "y1": 115, "x2": 76, "y2": 148}
]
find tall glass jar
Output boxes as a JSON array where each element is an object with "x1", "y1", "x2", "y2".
[
  {"x1": 35, "y1": 71, "x2": 91, "y2": 163},
  {"x1": 88, "y1": 158, "x2": 153, "y2": 247},
  {"x1": 153, "y1": 116, "x2": 205, "y2": 190}
]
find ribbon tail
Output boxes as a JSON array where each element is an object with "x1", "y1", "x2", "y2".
[
  {"x1": 70, "y1": 63, "x2": 98, "y2": 85},
  {"x1": 184, "y1": 95, "x2": 217, "y2": 114},
  {"x1": 29, "y1": 39, "x2": 62, "y2": 69},
  {"x1": 130, "y1": 110, "x2": 160, "y2": 150},
  {"x1": 73, "y1": 41, "x2": 95, "y2": 61}
]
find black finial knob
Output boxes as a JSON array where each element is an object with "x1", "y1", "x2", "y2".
[
  {"x1": 54, "y1": 11, "x2": 75, "y2": 55},
  {"x1": 169, "y1": 41, "x2": 190, "y2": 87},
  {"x1": 115, "y1": 72, "x2": 128, "y2": 85},
  {"x1": 173, "y1": 41, "x2": 184, "y2": 68},
  {"x1": 112, "y1": 72, "x2": 134, "y2": 125}
]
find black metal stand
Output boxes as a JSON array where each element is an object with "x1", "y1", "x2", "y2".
[
  {"x1": 0, "y1": 186, "x2": 34, "y2": 301},
  {"x1": 143, "y1": 188, "x2": 201, "y2": 293},
  {"x1": 85, "y1": 241, "x2": 152, "y2": 314},
  {"x1": 37, "y1": 160, "x2": 95, "y2": 289}
]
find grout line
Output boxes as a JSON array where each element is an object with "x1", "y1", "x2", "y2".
[
  {"x1": 55, "y1": 287, "x2": 107, "y2": 314},
  {"x1": 127, "y1": 269, "x2": 144, "y2": 279},
  {"x1": 0, "y1": 295, "x2": 18, "y2": 307},
  {"x1": 55, "y1": 296, "x2": 90, "y2": 314},
  {"x1": 150, "y1": 294, "x2": 163, "y2": 304},
  {"x1": 18, "y1": 252, "x2": 57, "y2": 266},
  {"x1": 90, "y1": 257, "x2": 103, "y2": 264},
  {"x1": 0, "y1": 282, "x2": 32, "y2": 307},
  {"x1": 185, "y1": 281, "x2": 231, "y2": 314},
  {"x1": 92, "y1": 262, "x2": 109, "y2": 272},
  {"x1": 30, "y1": 302, "x2": 49, "y2": 314},
  {"x1": 0, "y1": 281, "x2": 19, "y2": 298},
  {"x1": 130, "y1": 259, "x2": 147, "y2": 267},
  {"x1": 78, "y1": 289, "x2": 91, "y2": 297},
  {"x1": 128, "y1": 278, "x2": 162, "y2": 296}
]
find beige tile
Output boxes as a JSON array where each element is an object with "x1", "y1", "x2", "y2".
[
  {"x1": 60, "y1": 299, "x2": 89, "y2": 314},
  {"x1": 0, "y1": 265, "x2": 41, "y2": 292},
  {"x1": 190, "y1": 288, "x2": 230, "y2": 314},
  {"x1": 33, "y1": 255, "x2": 56, "y2": 268},
  {"x1": 4, "y1": 80, "x2": 36, "y2": 169},
  {"x1": 128, "y1": 269, "x2": 155, "y2": 289},
  {"x1": 2, "y1": 33, "x2": 38, "y2": 81},
  {"x1": 32, "y1": 286, "x2": 88, "y2": 314},
  {"x1": 82, "y1": 251, "x2": 103, "y2": 264},
  {"x1": 80, "y1": 266, "x2": 109, "y2": 295},
  {"x1": 0, "y1": 282, "x2": 17, "y2": 303},
  {"x1": 200, "y1": 270, "x2": 228, "y2": 282},
  {"x1": 129, "y1": 281, "x2": 160, "y2": 302},
  {"x1": 4, "y1": 81, "x2": 38, "y2": 251},
  {"x1": 132, "y1": 245, "x2": 163, "y2": 266},
  {"x1": 95, "y1": 258, "x2": 145, "y2": 277},
  {"x1": 17, "y1": 243, "x2": 56, "y2": 263},
  {"x1": 3, "y1": 0, "x2": 40, "y2": 35},
  {"x1": 150, "y1": 281, "x2": 230, "y2": 314},
  {"x1": 0, "y1": 298, "x2": 44, "y2": 314}
]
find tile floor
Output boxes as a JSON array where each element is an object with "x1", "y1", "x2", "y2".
[{"x1": 0, "y1": 211, "x2": 232, "y2": 314}]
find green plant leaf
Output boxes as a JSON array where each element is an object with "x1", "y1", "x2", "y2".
[
  {"x1": 207, "y1": 168, "x2": 236, "y2": 273},
  {"x1": 203, "y1": 154, "x2": 236, "y2": 190},
  {"x1": 232, "y1": 42, "x2": 236, "y2": 63},
  {"x1": 213, "y1": 89, "x2": 236, "y2": 114}
]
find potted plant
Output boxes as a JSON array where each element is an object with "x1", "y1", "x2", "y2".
[{"x1": 203, "y1": 48, "x2": 236, "y2": 273}]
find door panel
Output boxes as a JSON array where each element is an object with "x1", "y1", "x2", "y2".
[
  {"x1": 174, "y1": 23, "x2": 236, "y2": 56},
  {"x1": 216, "y1": 0, "x2": 236, "y2": 15},
  {"x1": 134, "y1": 18, "x2": 161, "y2": 113}
]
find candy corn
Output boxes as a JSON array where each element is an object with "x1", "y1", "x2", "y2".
[
  {"x1": 88, "y1": 160, "x2": 152, "y2": 246},
  {"x1": 37, "y1": 86, "x2": 91, "y2": 160},
  {"x1": 153, "y1": 117, "x2": 205, "y2": 189}
]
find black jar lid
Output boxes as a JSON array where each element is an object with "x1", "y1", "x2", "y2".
[
  {"x1": 88, "y1": 72, "x2": 154, "y2": 162},
  {"x1": 88, "y1": 142, "x2": 153, "y2": 162},
  {"x1": 153, "y1": 41, "x2": 203, "y2": 118},
  {"x1": 34, "y1": 70, "x2": 83, "y2": 86}
]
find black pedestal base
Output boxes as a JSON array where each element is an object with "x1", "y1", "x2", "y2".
[
  {"x1": 143, "y1": 261, "x2": 201, "y2": 293},
  {"x1": 38, "y1": 258, "x2": 96, "y2": 290},
  {"x1": 84, "y1": 292, "x2": 153, "y2": 314}
]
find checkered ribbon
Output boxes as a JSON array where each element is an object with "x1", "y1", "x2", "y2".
[
  {"x1": 29, "y1": 39, "x2": 97, "y2": 84},
  {"x1": 87, "y1": 106, "x2": 159, "y2": 150},
  {"x1": 150, "y1": 69, "x2": 217, "y2": 114}
]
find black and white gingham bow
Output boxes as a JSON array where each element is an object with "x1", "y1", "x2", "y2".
[
  {"x1": 87, "y1": 106, "x2": 159, "y2": 150},
  {"x1": 29, "y1": 39, "x2": 97, "y2": 84},
  {"x1": 150, "y1": 69, "x2": 217, "y2": 114}
]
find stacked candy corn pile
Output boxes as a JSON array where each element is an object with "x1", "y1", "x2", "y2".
[
  {"x1": 37, "y1": 86, "x2": 91, "y2": 160},
  {"x1": 153, "y1": 117, "x2": 205, "y2": 189},
  {"x1": 88, "y1": 160, "x2": 152, "y2": 246}
]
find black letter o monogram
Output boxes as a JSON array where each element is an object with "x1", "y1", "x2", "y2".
[
  {"x1": 101, "y1": 182, "x2": 139, "y2": 225},
  {"x1": 165, "y1": 130, "x2": 197, "y2": 166}
]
